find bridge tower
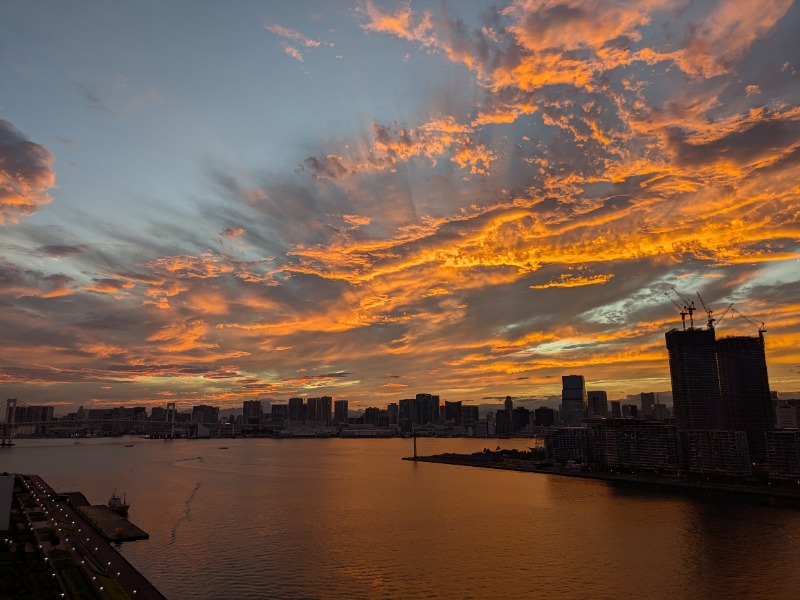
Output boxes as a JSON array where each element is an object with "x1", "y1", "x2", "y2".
[
  {"x1": 166, "y1": 402, "x2": 176, "y2": 438},
  {"x1": 1, "y1": 399, "x2": 17, "y2": 447}
]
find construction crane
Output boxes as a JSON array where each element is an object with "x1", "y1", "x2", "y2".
[
  {"x1": 731, "y1": 307, "x2": 767, "y2": 338},
  {"x1": 716, "y1": 303, "x2": 734, "y2": 327},
  {"x1": 664, "y1": 292, "x2": 688, "y2": 330},
  {"x1": 670, "y1": 288, "x2": 696, "y2": 328},
  {"x1": 696, "y1": 292, "x2": 714, "y2": 329}
]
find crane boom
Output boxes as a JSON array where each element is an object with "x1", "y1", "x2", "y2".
[
  {"x1": 716, "y1": 303, "x2": 734, "y2": 326},
  {"x1": 731, "y1": 307, "x2": 767, "y2": 337},
  {"x1": 696, "y1": 292, "x2": 714, "y2": 329},
  {"x1": 664, "y1": 292, "x2": 687, "y2": 330}
]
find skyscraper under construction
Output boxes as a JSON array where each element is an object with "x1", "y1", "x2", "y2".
[
  {"x1": 665, "y1": 308, "x2": 774, "y2": 463},
  {"x1": 717, "y1": 335, "x2": 774, "y2": 462},
  {"x1": 665, "y1": 327, "x2": 725, "y2": 431}
]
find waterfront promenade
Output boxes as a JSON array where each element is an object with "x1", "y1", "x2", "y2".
[{"x1": 23, "y1": 474, "x2": 166, "y2": 599}]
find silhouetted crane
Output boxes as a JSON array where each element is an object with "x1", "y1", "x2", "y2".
[
  {"x1": 696, "y1": 292, "x2": 714, "y2": 329},
  {"x1": 670, "y1": 288, "x2": 696, "y2": 328},
  {"x1": 715, "y1": 303, "x2": 734, "y2": 327},
  {"x1": 731, "y1": 307, "x2": 767, "y2": 338},
  {"x1": 664, "y1": 292, "x2": 688, "y2": 330}
]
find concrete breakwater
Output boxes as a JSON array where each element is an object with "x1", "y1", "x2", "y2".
[{"x1": 404, "y1": 453, "x2": 800, "y2": 509}]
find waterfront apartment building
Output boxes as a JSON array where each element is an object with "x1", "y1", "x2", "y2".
[
  {"x1": 665, "y1": 327, "x2": 725, "y2": 430},
  {"x1": 716, "y1": 335, "x2": 774, "y2": 462},
  {"x1": 766, "y1": 430, "x2": 800, "y2": 478},
  {"x1": 591, "y1": 419, "x2": 682, "y2": 472},
  {"x1": 561, "y1": 375, "x2": 587, "y2": 425},
  {"x1": 545, "y1": 427, "x2": 591, "y2": 463},
  {"x1": 686, "y1": 430, "x2": 751, "y2": 475}
]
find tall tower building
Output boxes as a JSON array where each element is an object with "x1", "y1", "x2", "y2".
[
  {"x1": 561, "y1": 375, "x2": 587, "y2": 425},
  {"x1": 665, "y1": 327, "x2": 724, "y2": 430},
  {"x1": 717, "y1": 335, "x2": 774, "y2": 462}
]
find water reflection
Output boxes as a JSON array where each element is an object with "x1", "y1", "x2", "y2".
[{"x1": 7, "y1": 437, "x2": 800, "y2": 599}]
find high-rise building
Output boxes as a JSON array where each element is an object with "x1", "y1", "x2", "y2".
[
  {"x1": 534, "y1": 406, "x2": 555, "y2": 427},
  {"x1": 398, "y1": 398, "x2": 419, "y2": 432},
  {"x1": 288, "y1": 397, "x2": 305, "y2": 423},
  {"x1": 417, "y1": 394, "x2": 440, "y2": 425},
  {"x1": 495, "y1": 409, "x2": 512, "y2": 436},
  {"x1": 387, "y1": 403, "x2": 399, "y2": 426},
  {"x1": 334, "y1": 400, "x2": 349, "y2": 425},
  {"x1": 444, "y1": 400, "x2": 462, "y2": 424},
  {"x1": 270, "y1": 404, "x2": 288, "y2": 424},
  {"x1": 462, "y1": 405, "x2": 479, "y2": 429},
  {"x1": 717, "y1": 335, "x2": 774, "y2": 462},
  {"x1": 512, "y1": 406, "x2": 531, "y2": 432},
  {"x1": 609, "y1": 401, "x2": 622, "y2": 418},
  {"x1": 640, "y1": 392, "x2": 656, "y2": 418},
  {"x1": 192, "y1": 404, "x2": 219, "y2": 424},
  {"x1": 665, "y1": 327, "x2": 724, "y2": 430},
  {"x1": 242, "y1": 400, "x2": 262, "y2": 425},
  {"x1": 587, "y1": 390, "x2": 608, "y2": 418},
  {"x1": 305, "y1": 396, "x2": 332, "y2": 425},
  {"x1": 561, "y1": 375, "x2": 587, "y2": 425}
]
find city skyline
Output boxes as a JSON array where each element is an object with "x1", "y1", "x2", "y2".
[{"x1": 2, "y1": 1, "x2": 799, "y2": 413}]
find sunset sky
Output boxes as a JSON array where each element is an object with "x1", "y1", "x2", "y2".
[{"x1": 2, "y1": 0, "x2": 799, "y2": 414}]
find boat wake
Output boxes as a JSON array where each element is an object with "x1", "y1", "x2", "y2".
[{"x1": 165, "y1": 481, "x2": 202, "y2": 548}]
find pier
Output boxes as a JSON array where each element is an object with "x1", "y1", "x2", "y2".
[{"x1": 18, "y1": 474, "x2": 166, "y2": 599}]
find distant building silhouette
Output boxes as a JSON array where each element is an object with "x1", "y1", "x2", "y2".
[
  {"x1": 444, "y1": 401, "x2": 462, "y2": 425},
  {"x1": 561, "y1": 375, "x2": 587, "y2": 425},
  {"x1": 534, "y1": 406, "x2": 555, "y2": 427},
  {"x1": 242, "y1": 400, "x2": 262, "y2": 426},
  {"x1": 640, "y1": 392, "x2": 656, "y2": 418},
  {"x1": 461, "y1": 405, "x2": 479, "y2": 430},
  {"x1": 587, "y1": 390, "x2": 608, "y2": 418},
  {"x1": 334, "y1": 400, "x2": 348, "y2": 426}
]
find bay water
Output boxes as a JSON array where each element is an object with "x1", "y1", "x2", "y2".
[{"x1": 3, "y1": 437, "x2": 800, "y2": 599}]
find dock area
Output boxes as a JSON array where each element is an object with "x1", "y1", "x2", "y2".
[
  {"x1": 22, "y1": 474, "x2": 167, "y2": 599},
  {"x1": 65, "y1": 491, "x2": 150, "y2": 542}
]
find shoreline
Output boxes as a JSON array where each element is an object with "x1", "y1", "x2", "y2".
[{"x1": 404, "y1": 453, "x2": 800, "y2": 509}]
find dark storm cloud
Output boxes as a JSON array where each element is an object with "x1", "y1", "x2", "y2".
[
  {"x1": 37, "y1": 244, "x2": 87, "y2": 257},
  {"x1": 667, "y1": 116, "x2": 800, "y2": 168},
  {"x1": 0, "y1": 119, "x2": 56, "y2": 223}
]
